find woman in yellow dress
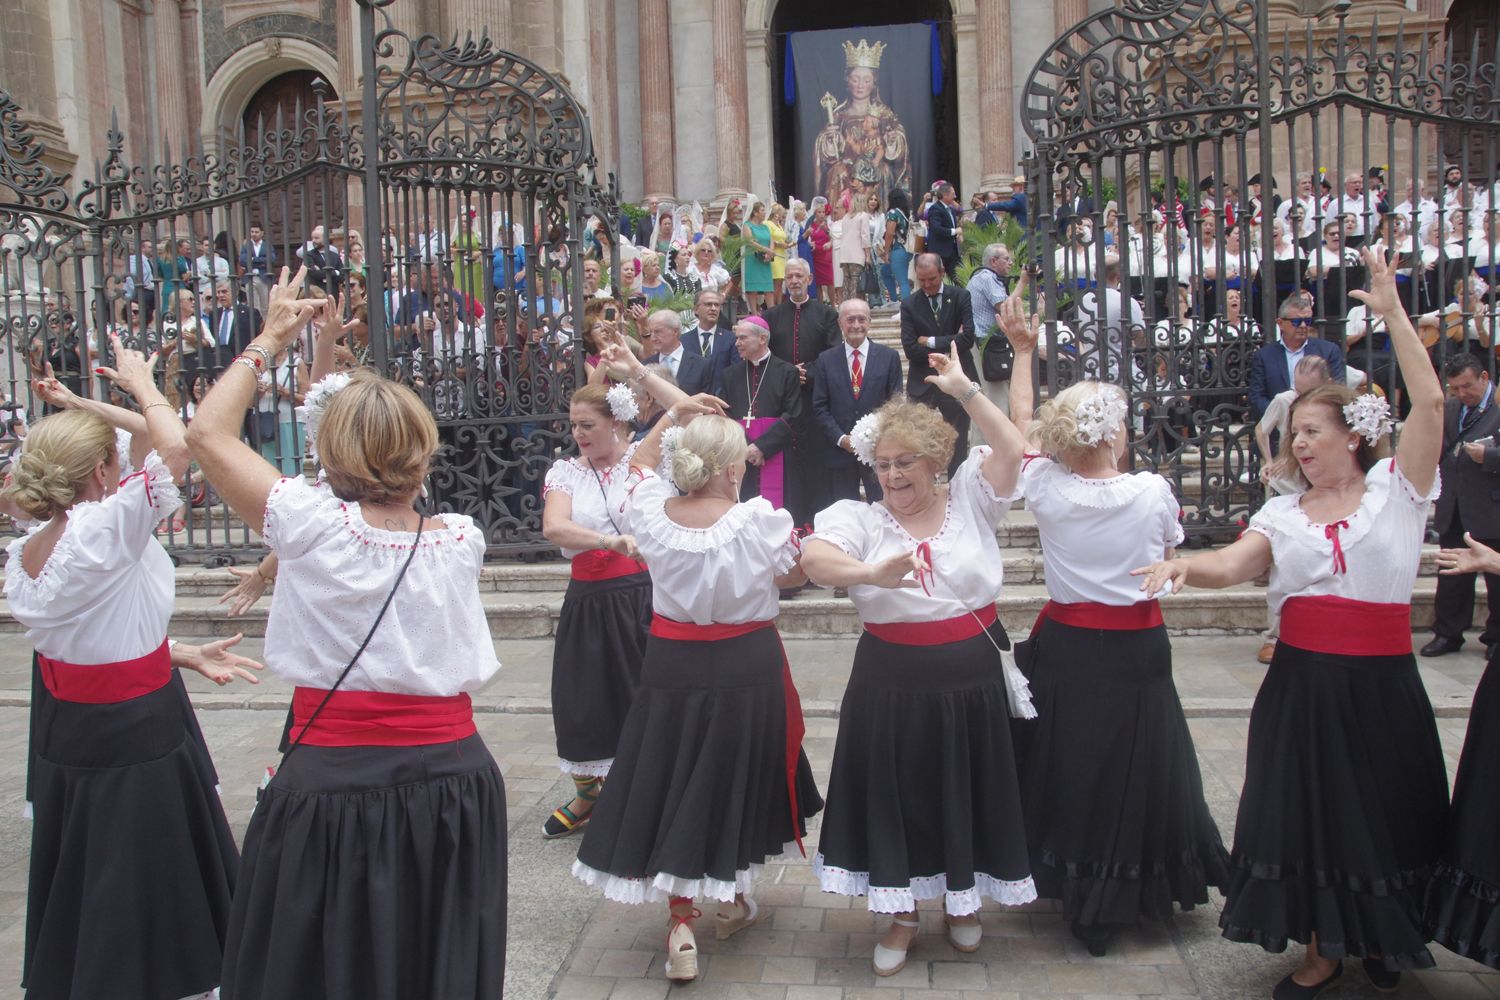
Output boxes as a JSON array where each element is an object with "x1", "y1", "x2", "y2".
[
  {"x1": 768, "y1": 203, "x2": 791, "y2": 306},
  {"x1": 814, "y1": 40, "x2": 912, "y2": 211}
]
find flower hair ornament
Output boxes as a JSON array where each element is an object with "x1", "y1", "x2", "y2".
[
  {"x1": 1343, "y1": 392, "x2": 1393, "y2": 446},
  {"x1": 849, "y1": 412, "x2": 882, "y2": 467},
  {"x1": 605, "y1": 382, "x2": 639, "y2": 424},
  {"x1": 1074, "y1": 387, "x2": 1127, "y2": 447},
  {"x1": 659, "y1": 425, "x2": 684, "y2": 483},
  {"x1": 296, "y1": 371, "x2": 352, "y2": 462}
]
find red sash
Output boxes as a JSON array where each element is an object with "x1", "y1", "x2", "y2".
[
  {"x1": 571, "y1": 549, "x2": 648, "y2": 581},
  {"x1": 289, "y1": 687, "x2": 478, "y2": 747},
  {"x1": 37, "y1": 640, "x2": 172, "y2": 704},
  {"x1": 865, "y1": 603, "x2": 998, "y2": 645},
  {"x1": 1279, "y1": 595, "x2": 1412, "y2": 657},
  {"x1": 649, "y1": 615, "x2": 806, "y2": 854},
  {"x1": 1030, "y1": 600, "x2": 1164, "y2": 637}
]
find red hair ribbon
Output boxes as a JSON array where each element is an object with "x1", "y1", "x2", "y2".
[
  {"x1": 1324, "y1": 519, "x2": 1350, "y2": 575},
  {"x1": 914, "y1": 541, "x2": 934, "y2": 596}
]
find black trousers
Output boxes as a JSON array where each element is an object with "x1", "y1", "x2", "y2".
[
  {"x1": 1433, "y1": 526, "x2": 1500, "y2": 644},
  {"x1": 915, "y1": 391, "x2": 970, "y2": 481},
  {"x1": 828, "y1": 461, "x2": 883, "y2": 503}
]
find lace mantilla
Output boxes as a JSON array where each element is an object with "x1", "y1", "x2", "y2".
[
  {"x1": 572, "y1": 843, "x2": 801, "y2": 904},
  {"x1": 811, "y1": 855, "x2": 1038, "y2": 915}
]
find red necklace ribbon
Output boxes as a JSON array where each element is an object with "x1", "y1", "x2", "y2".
[
  {"x1": 1324, "y1": 519, "x2": 1351, "y2": 575},
  {"x1": 914, "y1": 541, "x2": 934, "y2": 596}
]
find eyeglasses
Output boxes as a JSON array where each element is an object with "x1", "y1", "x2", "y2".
[
  {"x1": 874, "y1": 454, "x2": 924, "y2": 475},
  {"x1": 1284, "y1": 317, "x2": 1315, "y2": 327}
]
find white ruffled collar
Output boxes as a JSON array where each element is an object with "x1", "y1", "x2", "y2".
[
  {"x1": 1275, "y1": 461, "x2": 1415, "y2": 552},
  {"x1": 1050, "y1": 468, "x2": 1157, "y2": 510},
  {"x1": 4, "y1": 514, "x2": 85, "y2": 607},
  {"x1": 872, "y1": 488, "x2": 962, "y2": 545},
  {"x1": 637, "y1": 490, "x2": 765, "y2": 553}
]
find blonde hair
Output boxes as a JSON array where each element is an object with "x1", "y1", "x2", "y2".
[
  {"x1": 316, "y1": 371, "x2": 439, "y2": 504},
  {"x1": 0, "y1": 410, "x2": 116, "y2": 521},
  {"x1": 873, "y1": 398, "x2": 957, "y2": 471},
  {"x1": 1274, "y1": 383, "x2": 1392, "y2": 489},
  {"x1": 672, "y1": 415, "x2": 747, "y2": 493},
  {"x1": 1028, "y1": 381, "x2": 1127, "y2": 464}
]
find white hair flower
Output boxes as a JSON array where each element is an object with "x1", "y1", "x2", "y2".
[
  {"x1": 1075, "y1": 387, "x2": 1127, "y2": 447},
  {"x1": 659, "y1": 424, "x2": 684, "y2": 482},
  {"x1": 1343, "y1": 392, "x2": 1393, "y2": 446},
  {"x1": 849, "y1": 412, "x2": 882, "y2": 467},
  {"x1": 296, "y1": 371, "x2": 353, "y2": 462},
  {"x1": 606, "y1": 383, "x2": 639, "y2": 423}
]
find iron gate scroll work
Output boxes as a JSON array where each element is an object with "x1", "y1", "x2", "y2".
[
  {"x1": 0, "y1": 0, "x2": 619, "y2": 562},
  {"x1": 1022, "y1": 0, "x2": 1500, "y2": 541}
]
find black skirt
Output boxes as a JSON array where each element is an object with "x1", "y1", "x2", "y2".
[
  {"x1": 1425, "y1": 649, "x2": 1500, "y2": 969},
  {"x1": 221, "y1": 734, "x2": 508, "y2": 1000},
  {"x1": 1013, "y1": 619, "x2": 1230, "y2": 926},
  {"x1": 25, "y1": 674, "x2": 238, "y2": 1000},
  {"x1": 551, "y1": 572, "x2": 652, "y2": 775},
  {"x1": 573, "y1": 627, "x2": 823, "y2": 903},
  {"x1": 813, "y1": 625, "x2": 1036, "y2": 915},
  {"x1": 1219, "y1": 640, "x2": 1448, "y2": 969}
]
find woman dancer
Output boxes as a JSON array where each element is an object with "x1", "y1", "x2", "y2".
[
  {"x1": 1425, "y1": 534, "x2": 1500, "y2": 969},
  {"x1": 190, "y1": 267, "x2": 507, "y2": 999},
  {"x1": 5, "y1": 339, "x2": 240, "y2": 1000},
  {"x1": 538, "y1": 382, "x2": 653, "y2": 838},
  {"x1": 572, "y1": 343, "x2": 822, "y2": 983},
  {"x1": 800, "y1": 345, "x2": 1037, "y2": 975},
  {"x1": 1135, "y1": 248, "x2": 1447, "y2": 998},
  {"x1": 999, "y1": 296, "x2": 1229, "y2": 957}
]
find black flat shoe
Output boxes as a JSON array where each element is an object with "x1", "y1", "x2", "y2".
[
  {"x1": 1420, "y1": 635, "x2": 1463, "y2": 657},
  {"x1": 1272, "y1": 962, "x2": 1342, "y2": 1000},
  {"x1": 1362, "y1": 957, "x2": 1400, "y2": 993},
  {"x1": 1070, "y1": 920, "x2": 1111, "y2": 957}
]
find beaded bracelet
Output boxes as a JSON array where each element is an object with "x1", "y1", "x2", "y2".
[
  {"x1": 242, "y1": 344, "x2": 273, "y2": 369},
  {"x1": 231, "y1": 354, "x2": 272, "y2": 391},
  {"x1": 957, "y1": 381, "x2": 982, "y2": 406}
]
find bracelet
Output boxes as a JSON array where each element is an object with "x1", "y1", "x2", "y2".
[
  {"x1": 957, "y1": 381, "x2": 983, "y2": 406},
  {"x1": 598, "y1": 534, "x2": 611, "y2": 551},
  {"x1": 242, "y1": 344, "x2": 273, "y2": 369},
  {"x1": 663, "y1": 409, "x2": 678, "y2": 426},
  {"x1": 630, "y1": 368, "x2": 652, "y2": 386},
  {"x1": 143, "y1": 401, "x2": 174, "y2": 414},
  {"x1": 255, "y1": 566, "x2": 275, "y2": 585},
  {"x1": 231, "y1": 355, "x2": 273, "y2": 391}
]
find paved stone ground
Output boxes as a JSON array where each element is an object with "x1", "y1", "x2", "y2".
[{"x1": 0, "y1": 636, "x2": 1495, "y2": 999}]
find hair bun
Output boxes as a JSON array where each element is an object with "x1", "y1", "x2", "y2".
[
  {"x1": 7, "y1": 450, "x2": 77, "y2": 521},
  {"x1": 671, "y1": 446, "x2": 711, "y2": 493}
]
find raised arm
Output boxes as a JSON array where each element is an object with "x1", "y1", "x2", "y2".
[
  {"x1": 997, "y1": 283, "x2": 1039, "y2": 437},
  {"x1": 1349, "y1": 247, "x2": 1442, "y2": 496},
  {"x1": 598, "y1": 342, "x2": 722, "y2": 474},
  {"x1": 802, "y1": 537, "x2": 927, "y2": 591},
  {"x1": 95, "y1": 335, "x2": 190, "y2": 480},
  {"x1": 308, "y1": 293, "x2": 353, "y2": 384},
  {"x1": 33, "y1": 370, "x2": 149, "y2": 469},
  {"x1": 926, "y1": 341, "x2": 1025, "y2": 496}
]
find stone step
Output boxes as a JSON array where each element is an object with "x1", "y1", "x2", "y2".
[{"x1": 10, "y1": 578, "x2": 1469, "y2": 642}]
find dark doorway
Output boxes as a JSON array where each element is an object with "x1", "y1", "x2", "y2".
[
  {"x1": 771, "y1": 0, "x2": 957, "y2": 204},
  {"x1": 241, "y1": 70, "x2": 347, "y2": 262}
]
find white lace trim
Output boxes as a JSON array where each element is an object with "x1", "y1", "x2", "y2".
[
  {"x1": 572, "y1": 841, "x2": 802, "y2": 904},
  {"x1": 1257, "y1": 460, "x2": 1438, "y2": 554},
  {"x1": 1048, "y1": 468, "x2": 1159, "y2": 510},
  {"x1": 811, "y1": 854, "x2": 1038, "y2": 915},
  {"x1": 1000, "y1": 649, "x2": 1038, "y2": 720},
  {"x1": 637, "y1": 490, "x2": 764, "y2": 553},
  {"x1": 557, "y1": 757, "x2": 613, "y2": 777}
]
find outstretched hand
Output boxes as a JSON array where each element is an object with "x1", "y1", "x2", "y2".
[
  {"x1": 94, "y1": 334, "x2": 159, "y2": 399},
  {"x1": 1436, "y1": 532, "x2": 1500, "y2": 576},
  {"x1": 924, "y1": 341, "x2": 973, "y2": 398},
  {"x1": 1348, "y1": 246, "x2": 1404, "y2": 318},
  {"x1": 865, "y1": 549, "x2": 927, "y2": 590},
  {"x1": 1130, "y1": 559, "x2": 1184, "y2": 599},
  {"x1": 998, "y1": 294, "x2": 1039, "y2": 353},
  {"x1": 258, "y1": 266, "x2": 324, "y2": 352},
  {"x1": 218, "y1": 566, "x2": 271, "y2": 618},
  {"x1": 179, "y1": 633, "x2": 263, "y2": 686}
]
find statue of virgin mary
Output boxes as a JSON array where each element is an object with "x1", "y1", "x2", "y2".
[{"x1": 813, "y1": 39, "x2": 913, "y2": 208}]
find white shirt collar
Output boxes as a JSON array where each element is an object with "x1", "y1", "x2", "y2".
[
  {"x1": 665, "y1": 344, "x2": 684, "y2": 363},
  {"x1": 750, "y1": 350, "x2": 770, "y2": 366},
  {"x1": 844, "y1": 339, "x2": 864, "y2": 361}
]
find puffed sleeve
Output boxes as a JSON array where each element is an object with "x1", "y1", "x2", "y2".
[
  {"x1": 543, "y1": 458, "x2": 584, "y2": 498},
  {"x1": 439, "y1": 513, "x2": 487, "y2": 577},
  {"x1": 619, "y1": 469, "x2": 673, "y2": 535},
  {"x1": 88, "y1": 450, "x2": 181, "y2": 559},
  {"x1": 949, "y1": 445, "x2": 1013, "y2": 528},
  {"x1": 1383, "y1": 457, "x2": 1441, "y2": 508},
  {"x1": 748, "y1": 498, "x2": 800, "y2": 575},
  {"x1": 809, "y1": 500, "x2": 873, "y2": 560},
  {"x1": 1246, "y1": 495, "x2": 1292, "y2": 542},
  {"x1": 262, "y1": 475, "x2": 341, "y2": 560},
  {"x1": 1152, "y1": 473, "x2": 1186, "y2": 548},
  {"x1": 1008, "y1": 453, "x2": 1053, "y2": 505}
]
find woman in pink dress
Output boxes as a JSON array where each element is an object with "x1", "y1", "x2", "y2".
[{"x1": 808, "y1": 200, "x2": 835, "y2": 302}]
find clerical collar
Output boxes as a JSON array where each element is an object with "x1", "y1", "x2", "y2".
[
  {"x1": 788, "y1": 294, "x2": 810, "y2": 306},
  {"x1": 749, "y1": 351, "x2": 769, "y2": 366}
]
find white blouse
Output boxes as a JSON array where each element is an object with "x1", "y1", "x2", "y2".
[
  {"x1": 620, "y1": 471, "x2": 799, "y2": 625},
  {"x1": 543, "y1": 443, "x2": 639, "y2": 556},
  {"x1": 4, "y1": 451, "x2": 178, "y2": 664},
  {"x1": 1013, "y1": 456, "x2": 1184, "y2": 605},
  {"x1": 809, "y1": 447, "x2": 1011, "y2": 623},
  {"x1": 260, "y1": 476, "x2": 500, "y2": 696},
  {"x1": 1247, "y1": 459, "x2": 1438, "y2": 615}
]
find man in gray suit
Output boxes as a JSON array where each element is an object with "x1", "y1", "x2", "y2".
[{"x1": 1424, "y1": 354, "x2": 1500, "y2": 657}]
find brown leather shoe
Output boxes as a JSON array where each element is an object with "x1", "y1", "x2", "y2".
[{"x1": 1257, "y1": 641, "x2": 1276, "y2": 664}]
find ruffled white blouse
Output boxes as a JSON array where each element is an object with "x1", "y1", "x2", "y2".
[
  {"x1": 260, "y1": 476, "x2": 500, "y2": 696},
  {"x1": 543, "y1": 442, "x2": 640, "y2": 557},
  {"x1": 1012, "y1": 456, "x2": 1184, "y2": 606},
  {"x1": 808, "y1": 447, "x2": 1011, "y2": 623},
  {"x1": 1246, "y1": 459, "x2": 1438, "y2": 615},
  {"x1": 4, "y1": 451, "x2": 178, "y2": 664},
  {"x1": 619, "y1": 471, "x2": 799, "y2": 625}
]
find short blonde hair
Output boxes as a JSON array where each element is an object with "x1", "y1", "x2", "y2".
[
  {"x1": 317, "y1": 371, "x2": 438, "y2": 504},
  {"x1": 1, "y1": 410, "x2": 115, "y2": 520},
  {"x1": 1028, "y1": 381, "x2": 1127, "y2": 465},
  {"x1": 873, "y1": 398, "x2": 957, "y2": 471},
  {"x1": 672, "y1": 414, "x2": 747, "y2": 493}
]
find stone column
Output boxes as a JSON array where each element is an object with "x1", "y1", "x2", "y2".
[
  {"x1": 179, "y1": 0, "x2": 203, "y2": 143},
  {"x1": 712, "y1": 0, "x2": 750, "y2": 200},
  {"x1": 955, "y1": 11, "x2": 981, "y2": 196},
  {"x1": 976, "y1": 0, "x2": 1015, "y2": 193},
  {"x1": 637, "y1": 0, "x2": 676, "y2": 201},
  {"x1": 587, "y1": 0, "x2": 619, "y2": 182},
  {"x1": 1053, "y1": 0, "x2": 1088, "y2": 40},
  {"x1": 444, "y1": 0, "x2": 512, "y2": 48},
  {"x1": 151, "y1": 0, "x2": 188, "y2": 149}
]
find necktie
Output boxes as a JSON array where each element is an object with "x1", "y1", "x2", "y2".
[
  {"x1": 668, "y1": 353, "x2": 679, "y2": 377},
  {"x1": 850, "y1": 348, "x2": 863, "y2": 399},
  {"x1": 930, "y1": 295, "x2": 942, "y2": 321},
  {"x1": 220, "y1": 310, "x2": 233, "y2": 346},
  {"x1": 701, "y1": 329, "x2": 712, "y2": 355}
]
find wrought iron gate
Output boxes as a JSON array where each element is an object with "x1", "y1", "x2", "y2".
[
  {"x1": 1022, "y1": 0, "x2": 1500, "y2": 540},
  {"x1": 0, "y1": 0, "x2": 621, "y2": 562}
]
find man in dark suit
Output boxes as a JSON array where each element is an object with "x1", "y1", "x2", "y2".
[
  {"x1": 1423, "y1": 354, "x2": 1500, "y2": 657},
  {"x1": 764, "y1": 258, "x2": 841, "y2": 528},
  {"x1": 679, "y1": 288, "x2": 735, "y2": 391},
  {"x1": 1054, "y1": 180, "x2": 1096, "y2": 226},
  {"x1": 237, "y1": 223, "x2": 276, "y2": 315},
  {"x1": 1249, "y1": 292, "x2": 1346, "y2": 420},
  {"x1": 813, "y1": 298, "x2": 903, "y2": 502},
  {"x1": 302, "y1": 225, "x2": 345, "y2": 293},
  {"x1": 634, "y1": 198, "x2": 662, "y2": 247},
  {"x1": 642, "y1": 308, "x2": 715, "y2": 396},
  {"x1": 720, "y1": 316, "x2": 803, "y2": 503},
  {"x1": 901, "y1": 253, "x2": 978, "y2": 479},
  {"x1": 924, "y1": 184, "x2": 963, "y2": 280},
  {"x1": 207, "y1": 280, "x2": 262, "y2": 369}
]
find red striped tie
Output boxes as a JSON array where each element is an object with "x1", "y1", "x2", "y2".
[{"x1": 851, "y1": 348, "x2": 863, "y2": 399}]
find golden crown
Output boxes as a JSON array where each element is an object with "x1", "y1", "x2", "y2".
[{"x1": 843, "y1": 39, "x2": 886, "y2": 70}]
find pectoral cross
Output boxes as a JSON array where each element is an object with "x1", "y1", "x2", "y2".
[{"x1": 820, "y1": 92, "x2": 838, "y2": 125}]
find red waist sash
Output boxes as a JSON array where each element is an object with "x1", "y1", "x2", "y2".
[
  {"x1": 1279, "y1": 595, "x2": 1412, "y2": 657},
  {"x1": 571, "y1": 548, "x2": 648, "y2": 582},
  {"x1": 864, "y1": 603, "x2": 998, "y2": 645},
  {"x1": 289, "y1": 687, "x2": 478, "y2": 747},
  {"x1": 648, "y1": 615, "x2": 806, "y2": 855},
  {"x1": 1031, "y1": 599, "x2": 1163, "y2": 637},
  {"x1": 37, "y1": 640, "x2": 172, "y2": 704}
]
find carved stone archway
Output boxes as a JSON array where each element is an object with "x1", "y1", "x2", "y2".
[{"x1": 199, "y1": 36, "x2": 340, "y2": 152}]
